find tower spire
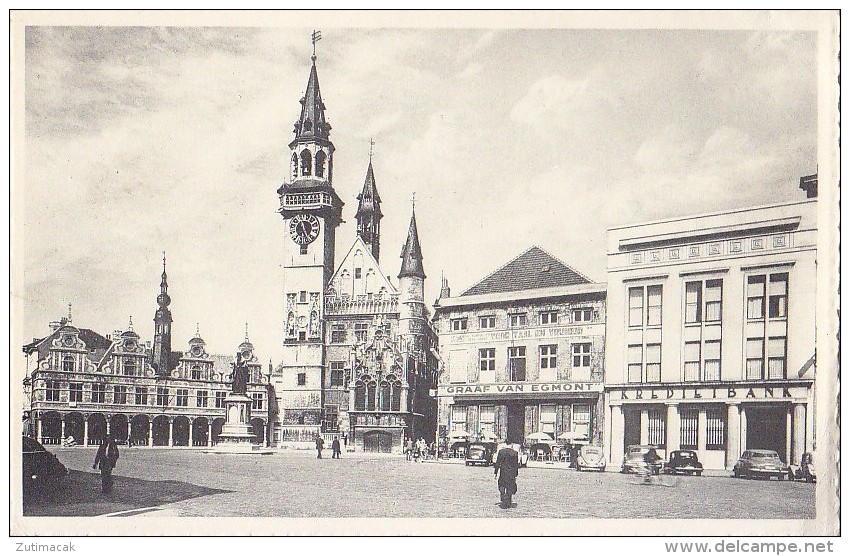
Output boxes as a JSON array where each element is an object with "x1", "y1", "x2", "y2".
[
  {"x1": 152, "y1": 254, "x2": 173, "y2": 376},
  {"x1": 399, "y1": 203, "x2": 425, "y2": 279},
  {"x1": 356, "y1": 155, "x2": 383, "y2": 262}
]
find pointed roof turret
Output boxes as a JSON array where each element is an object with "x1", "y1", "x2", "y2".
[
  {"x1": 399, "y1": 204, "x2": 425, "y2": 279},
  {"x1": 355, "y1": 160, "x2": 383, "y2": 219},
  {"x1": 293, "y1": 57, "x2": 330, "y2": 141}
]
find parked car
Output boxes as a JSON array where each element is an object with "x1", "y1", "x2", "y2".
[
  {"x1": 664, "y1": 450, "x2": 704, "y2": 476},
  {"x1": 22, "y1": 436, "x2": 68, "y2": 495},
  {"x1": 575, "y1": 445, "x2": 606, "y2": 472},
  {"x1": 465, "y1": 442, "x2": 497, "y2": 466},
  {"x1": 732, "y1": 449, "x2": 790, "y2": 480},
  {"x1": 621, "y1": 445, "x2": 664, "y2": 474},
  {"x1": 791, "y1": 452, "x2": 816, "y2": 483}
]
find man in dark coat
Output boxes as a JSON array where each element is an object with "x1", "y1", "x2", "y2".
[
  {"x1": 494, "y1": 443, "x2": 520, "y2": 509},
  {"x1": 316, "y1": 435, "x2": 324, "y2": 459},
  {"x1": 92, "y1": 434, "x2": 120, "y2": 494},
  {"x1": 331, "y1": 437, "x2": 341, "y2": 459}
]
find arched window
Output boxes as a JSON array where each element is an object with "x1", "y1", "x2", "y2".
[
  {"x1": 354, "y1": 381, "x2": 366, "y2": 411},
  {"x1": 366, "y1": 381, "x2": 377, "y2": 411},
  {"x1": 191, "y1": 364, "x2": 202, "y2": 380},
  {"x1": 300, "y1": 149, "x2": 312, "y2": 176},
  {"x1": 124, "y1": 358, "x2": 136, "y2": 377},
  {"x1": 315, "y1": 151, "x2": 326, "y2": 178},
  {"x1": 380, "y1": 381, "x2": 391, "y2": 411},
  {"x1": 62, "y1": 354, "x2": 75, "y2": 373},
  {"x1": 291, "y1": 154, "x2": 298, "y2": 180},
  {"x1": 391, "y1": 380, "x2": 402, "y2": 411}
]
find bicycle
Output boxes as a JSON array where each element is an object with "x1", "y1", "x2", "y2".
[{"x1": 628, "y1": 463, "x2": 679, "y2": 487}]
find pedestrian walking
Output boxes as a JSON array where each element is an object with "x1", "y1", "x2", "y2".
[
  {"x1": 92, "y1": 434, "x2": 120, "y2": 495},
  {"x1": 494, "y1": 442, "x2": 520, "y2": 509},
  {"x1": 316, "y1": 435, "x2": 324, "y2": 459},
  {"x1": 331, "y1": 436, "x2": 341, "y2": 459},
  {"x1": 405, "y1": 438, "x2": 413, "y2": 461}
]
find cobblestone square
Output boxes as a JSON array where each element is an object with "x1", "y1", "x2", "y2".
[{"x1": 22, "y1": 447, "x2": 815, "y2": 519}]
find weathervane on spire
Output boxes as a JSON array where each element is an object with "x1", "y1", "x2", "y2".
[
  {"x1": 412, "y1": 191, "x2": 416, "y2": 210},
  {"x1": 128, "y1": 316, "x2": 134, "y2": 332},
  {"x1": 244, "y1": 321, "x2": 250, "y2": 342},
  {"x1": 311, "y1": 29, "x2": 322, "y2": 61},
  {"x1": 68, "y1": 303, "x2": 72, "y2": 323},
  {"x1": 162, "y1": 250, "x2": 166, "y2": 273},
  {"x1": 369, "y1": 138, "x2": 375, "y2": 161}
]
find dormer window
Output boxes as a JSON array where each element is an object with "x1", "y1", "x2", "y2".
[
  {"x1": 124, "y1": 358, "x2": 137, "y2": 377},
  {"x1": 62, "y1": 354, "x2": 76, "y2": 373}
]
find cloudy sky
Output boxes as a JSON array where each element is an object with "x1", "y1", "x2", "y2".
[{"x1": 18, "y1": 22, "x2": 818, "y2": 362}]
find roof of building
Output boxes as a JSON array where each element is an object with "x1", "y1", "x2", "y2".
[
  {"x1": 460, "y1": 246, "x2": 592, "y2": 297},
  {"x1": 398, "y1": 208, "x2": 425, "y2": 279},
  {"x1": 23, "y1": 323, "x2": 112, "y2": 357},
  {"x1": 294, "y1": 60, "x2": 330, "y2": 141},
  {"x1": 355, "y1": 161, "x2": 382, "y2": 218}
]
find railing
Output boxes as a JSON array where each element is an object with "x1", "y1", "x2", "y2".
[
  {"x1": 281, "y1": 192, "x2": 333, "y2": 209},
  {"x1": 325, "y1": 296, "x2": 398, "y2": 315}
]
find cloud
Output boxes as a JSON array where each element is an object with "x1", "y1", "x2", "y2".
[{"x1": 509, "y1": 72, "x2": 608, "y2": 133}]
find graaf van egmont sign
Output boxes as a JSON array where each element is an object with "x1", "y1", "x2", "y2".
[
  {"x1": 617, "y1": 384, "x2": 810, "y2": 402},
  {"x1": 439, "y1": 382, "x2": 603, "y2": 396},
  {"x1": 446, "y1": 324, "x2": 603, "y2": 345}
]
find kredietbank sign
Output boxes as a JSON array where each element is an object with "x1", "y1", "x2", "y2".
[
  {"x1": 438, "y1": 382, "x2": 603, "y2": 396},
  {"x1": 612, "y1": 384, "x2": 810, "y2": 402}
]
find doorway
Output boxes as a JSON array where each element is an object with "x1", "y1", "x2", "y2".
[
  {"x1": 363, "y1": 430, "x2": 393, "y2": 453},
  {"x1": 506, "y1": 403, "x2": 525, "y2": 444},
  {"x1": 623, "y1": 408, "x2": 641, "y2": 451},
  {"x1": 746, "y1": 406, "x2": 788, "y2": 462}
]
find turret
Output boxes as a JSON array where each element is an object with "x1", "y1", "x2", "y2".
[
  {"x1": 152, "y1": 252, "x2": 173, "y2": 377},
  {"x1": 355, "y1": 160, "x2": 383, "y2": 261},
  {"x1": 398, "y1": 205, "x2": 426, "y2": 342}
]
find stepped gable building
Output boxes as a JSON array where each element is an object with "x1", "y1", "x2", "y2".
[
  {"x1": 433, "y1": 246, "x2": 607, "y2": 450},
  {"x1": 604, "y1": 180, "x2": 817, "y2": 470},
  {"x1": 272, "y1": 47, "x2": 438, "y2": 452},
  {"x1": 23, "y1": 258, "x2": 271, "y2": 448}
]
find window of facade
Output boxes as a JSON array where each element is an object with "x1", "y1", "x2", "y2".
[
  {"x1": 323, "y1": 405, "x2": 339, "y2": 432},
  {"x1": 45, "y1": 380, "x2": 60, "y2": 402},
  {"x1": 627, "y1": 284, "x2": 662, "y2": 383},
  {"x1": 124, "y1": 358, "x2": 136, "y2": 376},
  {"x1": 680, "y1": 409, "x2": 698, "y2": 449},
  {"x1": 197, "y1": 390, "x2": 208, "y2": 408},
  {"x1": 252, "y1": 392, "x2": 264, "y2": 410},
  {"x1": 62, "y1": 354, "x2": 76, "y2": 373},
  {"x1": 451, "y1": 318, "x2": 468, "y2": 332},
  {"x1": 69, "y1": 382, "x2": 83, "y2": 402},
  {"x1": 297, "y1": 373, "x2": 307, "y2": 386},
  {"x1": 330, "y1": 361, "x2": 345, "y2": 387},
  {"x1": 191, "y1": 365, "x2": 202, "y2": 380},
  {"x1": 539, "y1": 404, "x2": 556, "y2": 435},
  {"x1": 647, "y1": 408, "x2": 666, "y2": 446},
  {"x1": 315, "y1": 150, "x2": 326, "y2": 178},
  {"x1": 92, "y1": 383, "x2": 106, "y2": 403},
  {"x1": 571, "y1": 343, "x2": 590, "y2": 368},
  {"x1": 479, "y1": 348, "x2": 496, "y2": 371},
  {"x1": 156, "y1": 387, "x2": 169, "y2": 406},
  {"x1": 215, "y1": 391, "x2": 227, "y2": 408},
  {"x1": 746, "y1": 273, "x2": 788, "y2": 380},
  {"x1": 354, "y1": 267, "x2": 362, "y2": 279},
  {"x1": 683, "y1": 279, "x2": 723, "y2": 382},
  {"x1": 451, "y1": 405, "x2": 467, "y2": 432},
  {"x1": 133, "y1": 387, "x2": 147, "y2": 406},
  {"x1": 300, "y1": 149, "x2": 312, "y2": 176},
  {"x1": 366, "y1": 381, "x2": 377, "y2": 411},
  {"x1": 540, "y1": 345, "x2": 558, "y2": 369},
  {"x1": 330, "y1": 324, "x2": 346, "y2": 343},
  {"x1": 479, "y1": 316, "x2": 496, "y2": 329},
  {"x1": 113, "y1": 385, "x2": 127, "y2": 405},
  {"x1": 354, "y1": 323, "x2": 369, "y2": 343},
  {"x1": 355, "y1": 381, "x2": 366, "y2": 411},
  {"x1": 572, "y1": 308, "x2": 593, "y2": 323},
  {"x1": 508, "y1": 346, "x2": 526, "y2": 381},
  {"x1": 684, "y1": 341, "x2": 701, "y2": 382},
  {"x1": 175, "y1": 388, "x2": 188, "y2": 407},
  {"x1": 299, "y1": 290, "x2": 307, "y2": 303},
  {"x1": 479, "y1": 405, "x2": 495, "y2": 436},
  {"x1": 540, "y1": 311, "x2": 558, "y2": 325},
  {"x1": 706, "y1": 408, "x2": 726, "y2": 450},
  {"x1": 572, "y1": 404, "x2": 591, "y2": 438},
  {"x1": 508, "y1": 313, "x2": 527, "y2": 328}
]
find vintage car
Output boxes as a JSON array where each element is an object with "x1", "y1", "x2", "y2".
[
  {"x1": 732, "y1": 449, "x2": 790, "y2": 480},
  {"x1": 465, "y1": 442, "x2": 497, "y2": 466},
  {"x1": 621, "y1": 445, "x2": 664, "y2": 474},
  {"x1": 790, "y1": 452, "x2": 816, "y2": 483},
  {"x1": 664, "y1": 450, "x2": 704, "y2": 476},
  {"x1": 22, "y1": 436, "x2": 68, "y2": 496},
  {"x1": 575, "y1": 445, "x2": 606, "y2": 472}
]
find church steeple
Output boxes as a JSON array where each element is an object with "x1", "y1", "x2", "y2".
[
  {"x1": 293, "y1": 58, "x2": 330, "y2": 142},
  {"x1": 152, "y1": 252, "x2": 173, "y2": 377},
  {"x1": 399, "y1": 204, "x2": 426, "y2": 280},
  {"x1": 356, "y1": 157, "x2": 383, "y2": 261}
]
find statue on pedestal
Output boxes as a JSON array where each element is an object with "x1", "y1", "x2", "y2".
[{"x1": 229, "y1": 352, "x2": 250, "y2": 396}]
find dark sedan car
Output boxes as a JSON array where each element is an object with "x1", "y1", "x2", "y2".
[
  {"x1": 22, "y1": 436, "x2": 68, "y2": 495},
  {"x1": 664, "y1": 450, "x2": 704, "y2": 476},
  {"x1": 465, "y1": 442, "x2": 497, "y2": 466},
  {"x1": 732, "y1": 449, "x2": 790, "y2": 480}
]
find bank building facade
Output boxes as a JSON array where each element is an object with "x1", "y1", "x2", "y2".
[
  {"x1": 270, "y1": 49, "x2": 439, "y2": 452},
  {"x1": 22, "y1": 259, "x2": 272, "y2": 448},
  {"x1": 433, "y1": 247, "x2": 607, "y2": 449},
  {"x1": 603, "y1": 177, "x2": 818, "y2": 470}
]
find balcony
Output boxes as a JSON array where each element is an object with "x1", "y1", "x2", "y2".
[
  {"x1": 280, "y1": 191, "x2": 334, "y2": 211},
  {"x1": 325, "y1": 296, "x2": 398, "y2": 316}
]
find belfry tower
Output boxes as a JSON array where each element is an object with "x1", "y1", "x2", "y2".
[
  {"x1": 152, "y1": 252, "x2": 173, "y2": 377},
  {"x1": 355, "y1": 159, "x2": 383, "y2": 262}
]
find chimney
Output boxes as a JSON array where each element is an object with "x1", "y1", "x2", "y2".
[
  {"x1": 49, "y1": 320, "x2": 62, "y2": 332},
  {"x1": 800, "y1": 173, "x2": 817, "y2": 199},
  {"x1": 440, "y1": 275, "x2": 451, "y2": 299},
  {"x1": 113, "y1": 330, "x2": 123, "y2": 339}
]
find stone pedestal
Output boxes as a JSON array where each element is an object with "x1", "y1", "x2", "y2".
[{"x1": 207, "y1": 393, "x2": 272, "y2": 455}]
